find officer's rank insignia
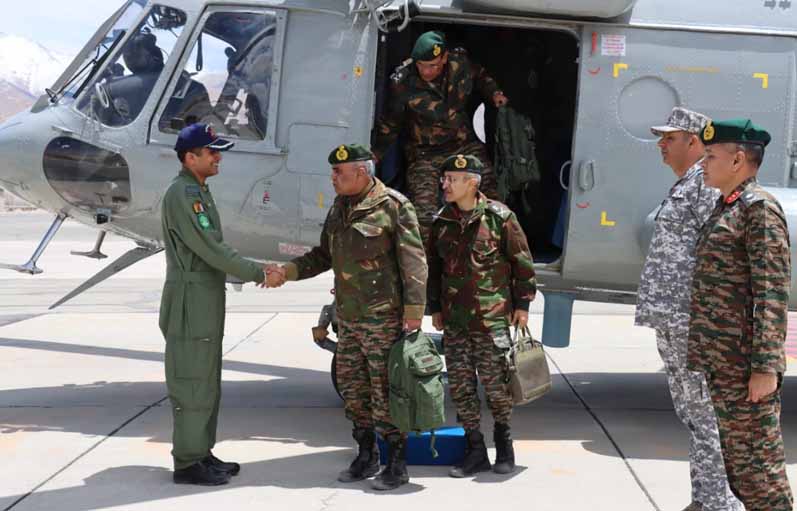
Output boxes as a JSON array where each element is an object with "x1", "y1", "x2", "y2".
[
  {"x1": 336, "y1": 145, "x2": 349, "y2": 162},
  {"x1": 725, "y1": 190, "x2": 742, "y2": 204},
  {"x1": 454, "y1": 154, "x2": 467, "y2": 169},
  {"x1": 433, "y1": 44, "x2": 441, "y2": 57},
  {"x1": 703, "y1": 121, "x2": 715, "y2": 141}
]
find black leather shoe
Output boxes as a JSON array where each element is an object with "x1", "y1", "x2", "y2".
[
  {"x1": 173, "y1": 460, "x2": 230, "y2": 486},
  {"x1": 206, "y1": 452, "x2": 241, "y2": 476}
]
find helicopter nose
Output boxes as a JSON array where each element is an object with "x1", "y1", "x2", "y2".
[{"x1": 0, "y1": 113, "x2": 48, "y2": 204}]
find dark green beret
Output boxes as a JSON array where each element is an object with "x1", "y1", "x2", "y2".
[
  {"x1": 328, "y1": 144, "x2": 373, "y2": 164},
  {"x1": 411, "y1": 31, "x2": 446, "y2": 61},
  {"x1": 441, "y1": 154, "x2": 483, "y2": 175},
  {"x1": 700, "y1": 118, "x2": 771, "y2": 147}
]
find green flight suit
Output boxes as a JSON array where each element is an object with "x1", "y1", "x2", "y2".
[{"x1": 159, "y1": 168, "x2": 265, "y2": 470}]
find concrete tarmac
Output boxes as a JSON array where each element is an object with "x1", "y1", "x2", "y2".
[{"x1": 0, "y1": 211, "x2": 795, "y2": 511}]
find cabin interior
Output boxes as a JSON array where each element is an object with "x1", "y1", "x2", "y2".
[{"x1": 374, "y1": 20, "x2": 580, "y2": 264}]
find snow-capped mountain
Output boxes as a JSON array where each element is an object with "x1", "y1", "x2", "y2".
[{"x1": 0, "y1": 33, "x2": 72, "y2": 121}]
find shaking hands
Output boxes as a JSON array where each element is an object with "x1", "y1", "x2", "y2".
[{"x1": 261, "y1": 263, "x2": 288, "y2": 288}]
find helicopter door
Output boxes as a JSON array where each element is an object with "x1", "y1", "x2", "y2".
[
  {"x1": 566, "y1": 26, "x2": 796, "y2": 290},
  {"x1": 148, "y1": 7, "x2": 294, "y2": 260}
]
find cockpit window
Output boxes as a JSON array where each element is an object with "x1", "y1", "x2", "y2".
[
  {"x1": 158, "y1": 11, "x2": 278, "y2": 141},
  {"x1": 76, "y1": 5, "x2": 187, "y2": 128},
  {"x1": 56, "y1": 0, "x2": 145, "y2": 102}
]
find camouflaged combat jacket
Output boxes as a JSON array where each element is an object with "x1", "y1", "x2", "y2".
[
  {"x1": 372, "y1": 48, "x2": 500, "y2": 162},
  {"x1": 688, "y1": 178, "x2": 791, "y2": 380},
  {"x1": 288, "y1": 178, "x2": 427, "y2": 321},
  {"x1": 427, "y1": 194, "x2": 537, "y2": 333},
  {"x1": 635, "y1": 162, "x2": 720, "y2": 330}
]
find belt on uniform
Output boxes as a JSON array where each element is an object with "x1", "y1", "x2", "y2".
[{"x1": 166, "y1": 271, "x2": 219, "y2": 283}]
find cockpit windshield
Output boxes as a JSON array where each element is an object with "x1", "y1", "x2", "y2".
[
  {"x1": 53, "y1": 0, "x2": 146, "y2": 103},
  {"x1": 74, "y1": 4, "x2": 187, "y2": 127}
]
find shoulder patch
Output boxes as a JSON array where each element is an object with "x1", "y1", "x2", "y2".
[
  {"x1": 386, "y1": 187, "x2": 410, "y2": 204},
  {"x1": 739, "y1": 191, "x2": 766, "y2": 207},
  {"x1": 185, "y1": 185, "x2": 201, "y2": 198},
  {"x1": 486, "y1": 199, "x2": 512, "y2": 220},
  {"x1": 739, "y1": 183, "x2": 775, "y2": 208},
  {"x1": 390, "y1": 59, "x2": 413, "y2": 83}
]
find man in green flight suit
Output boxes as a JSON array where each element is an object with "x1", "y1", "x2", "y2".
[
  {"x1": 160, "y1": 123, "x2": 267, "y2": 486},
  {"x1": 266, "y1": 143, "x2": 427, "y2": 491}
]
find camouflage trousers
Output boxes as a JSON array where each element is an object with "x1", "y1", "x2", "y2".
[
  {"x1": 445, "y1": 328, "x2": 512, "y2": 431},
  {"x1": 656, "y1": 326, "x2": 743, "y2": 511},
  {"x1": 706, "y1": 374, "x2": 793, "y2": 511},
  {"x1": 407, "y1": 140, "x2": 498, "y2": 249},
  {"x1": 336, "y1": 314, "x2": 402, "y2": 433}
]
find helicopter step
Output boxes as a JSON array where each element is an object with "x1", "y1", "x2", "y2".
[
  {"x1": 70, "y1": 231, "x2": 109, "y2": 260},
  {"x1": 0, "y1": 213, "x2": 67, "y2": 275}
]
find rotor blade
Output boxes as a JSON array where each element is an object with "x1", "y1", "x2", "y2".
[{"x1": 49, "y1": 246, "x2": 163, "y2": 309}]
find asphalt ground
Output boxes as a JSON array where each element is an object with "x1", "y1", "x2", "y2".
[{"x1": 0, "y1": 211, "x2": 795, "y2": 511}]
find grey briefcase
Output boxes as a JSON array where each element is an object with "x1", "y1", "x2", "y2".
[{"x1": 508, "y1": 326, "x2": 552, "y2": 405}]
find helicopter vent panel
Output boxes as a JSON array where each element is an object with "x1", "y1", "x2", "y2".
[{"x1": 462, "y1": 0, "x2": 636, "y2": 19}]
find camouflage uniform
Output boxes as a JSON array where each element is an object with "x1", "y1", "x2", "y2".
[
  {"x1": 288, "y1": 178, "x2": 427, "y2": 431},
  {"x1": 428, "y1": 193, "x2": 536, "y2": 429},
  {"x1": 635, "y1": 162, "x2": 741, "y2": 511},
  {"x1": 689, "y1": 177, "x2": 793, "y2": 510},
  {"x1": 372, "y1": 48, "x2": 501, "y2": 247}
]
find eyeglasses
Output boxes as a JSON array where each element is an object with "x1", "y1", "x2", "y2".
[{"x1": 440, "y1": 175, "x2": 468, "y2": 185}]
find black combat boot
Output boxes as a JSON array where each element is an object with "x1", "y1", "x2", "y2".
[
  {"x1": 493, "y1": 422, "x2": 516, "y2": 474},
  {"x1": 338, "y1": 427, "x2": 380, "y2": 482},
  {"x1": 173, "y1": 459, "x2": 230, "y2": 486},
  {"x1": 205, "y1": 452, "x2": 240, "y2": 476},
  {"x1": 449, "y1": 429, "x2": 491, "y2": 478},
  {"x1": 371, "y1": 432, "x2": 409, "y2": 490}
]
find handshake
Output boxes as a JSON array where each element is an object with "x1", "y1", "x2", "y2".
[{"x1": 261, "y1": 263, "x2": 289, "y2": 288}]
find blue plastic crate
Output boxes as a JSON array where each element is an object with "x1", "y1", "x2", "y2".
[{"x1": 378, "y1": 426, "x2": 465, "y2": 466}]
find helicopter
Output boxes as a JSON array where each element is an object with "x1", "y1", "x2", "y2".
[{"x1": 1, "y1": 0, "x2": 797, "y2": 350}]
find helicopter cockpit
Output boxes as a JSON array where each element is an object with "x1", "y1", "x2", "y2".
[
  {"x1": 157, "y1": 10, "x2": 277, "y2": 140},
  {"x1": 70, "y1": 3, "x2": 188, "y2": 128}
]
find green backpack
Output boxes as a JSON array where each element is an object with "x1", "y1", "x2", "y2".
[
  {"x1": 388, "y1": 330, "x2": 446, "y2": 454},
  {"x1": 494, "y1": 106, "x2": 541, "y2": 212}
]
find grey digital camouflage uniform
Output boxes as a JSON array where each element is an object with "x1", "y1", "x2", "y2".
[{"x1": 635, "y1": 162, "x2": 742, "y2": 511}]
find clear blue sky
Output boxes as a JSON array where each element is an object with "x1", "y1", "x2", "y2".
[{"x1": 0, "y1": 0, "x2": 121, "y2": 54}]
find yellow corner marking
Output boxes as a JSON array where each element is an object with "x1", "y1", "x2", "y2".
[
  {"x1": 613, "y1": 63, "x2": 628, "y2": 78},
  {"x1": 317, "y1": 193, "x2": 324, "y2": 209},
  {"x1": 600, "y1": 211, "x2": 616, "y2": 227},
  {"x1": 753, "y1": 72, "x2": 769, "y2": 89}
]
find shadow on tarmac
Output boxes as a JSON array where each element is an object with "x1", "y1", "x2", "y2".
[{"x1": 1, "y1": 336, "x2": 796, "y2": 510}]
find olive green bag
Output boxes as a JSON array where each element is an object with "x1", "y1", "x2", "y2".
[
  {"x1": 508, "y1": 327, "x2": 552, "y2": 405},
  {"x1": 388, "y1": 330, "x2": 446, "y2": 455}
]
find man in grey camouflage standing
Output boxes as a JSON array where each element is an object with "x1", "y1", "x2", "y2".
[{"x1": 635, "y1": 107, "x2": 742, "y2": 511}]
